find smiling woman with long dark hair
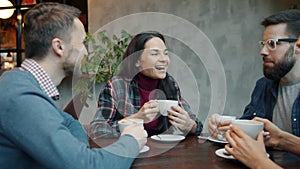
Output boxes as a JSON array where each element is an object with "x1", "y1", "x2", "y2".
[{"x1": 90, "y1": 31, "x2": 202, "y2": 137}]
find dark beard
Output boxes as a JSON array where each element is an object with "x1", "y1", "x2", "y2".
[
  {"x1": 263, "y1": 45, "x2": 296, "y2": 81},
  {"x1": 63, "y1": 61, "x2": 75, "y2": 77}
]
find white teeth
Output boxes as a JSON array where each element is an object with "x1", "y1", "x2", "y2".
[{"x1": 155, "y1": 65, "x2": 166, "y2": 70}]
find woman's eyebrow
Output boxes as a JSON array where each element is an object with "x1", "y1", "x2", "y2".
[{"x1": 148, "y1": 48, "x2": 167, "y2": 52}]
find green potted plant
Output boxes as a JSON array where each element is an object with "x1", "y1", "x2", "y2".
[{"x1": 73, "y1": 30, "x2": 132, "y2": 107}]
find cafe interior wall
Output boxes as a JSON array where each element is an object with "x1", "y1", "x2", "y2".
[{"x1": 57, "y1": 0, "x2": 300, "y2": 129}]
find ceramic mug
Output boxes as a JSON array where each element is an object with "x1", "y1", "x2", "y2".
[
  {"x1": 232, "y1": 119, "x2": 264, "y2": 139},
  {"x1": 157, "y1": 100, "x2": 178, "y2": 116}
]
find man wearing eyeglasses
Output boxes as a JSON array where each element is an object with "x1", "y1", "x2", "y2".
[
  {"x1": 209, "y1": 9, "x2": 300, "y2": 138},
  {"x1": 223, "y1": 35, "x2": 300, "y2": 168}
]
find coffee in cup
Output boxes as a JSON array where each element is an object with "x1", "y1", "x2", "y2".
[{"x1": 118, "y1": 118, "x2": 144, "y2": 133}]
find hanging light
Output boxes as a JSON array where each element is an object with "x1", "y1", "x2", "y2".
[{"x1": 0, "y1": 0, "x2": 14, "y2": 19}]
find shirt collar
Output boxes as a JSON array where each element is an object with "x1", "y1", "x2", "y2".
[{"x1": 21, "y1": 58, "x2": 60, "y2": 100}]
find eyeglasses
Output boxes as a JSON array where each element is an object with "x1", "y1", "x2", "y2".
[{"x1": 258, "y1": 38, "x2": 298, "y2": 51}]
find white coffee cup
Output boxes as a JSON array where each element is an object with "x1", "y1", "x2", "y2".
[
  {"x1": 157, "y1": 100, "x2": 178, "y2": 116},
  {"x1": 118, "y1": 118, "x2": 144, "y2": 133},
  {"x1": 232, "y1": 119, "x2": 264, "y2": 139},
  {"x1": 216, "y1": 115, "x2": 236, "y2": 141}
]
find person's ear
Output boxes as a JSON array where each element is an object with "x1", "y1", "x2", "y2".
[
  {"x1": 52, "y1": 38, "x2": 64, "y2": 57},
  {"x1": 135, "y1": 60, "x2": 140, "y2": 67},
  {"x1": 295, "y1": 38, "x2": 300, "y2": 53}
]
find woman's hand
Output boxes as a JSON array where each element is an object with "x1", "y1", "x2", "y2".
[
  {"x1": 167, "y1": 106, "x2": 197, "y2": 133},
  {"x1": 130, "y1": 100, "x2": 160, "y2": 123}
]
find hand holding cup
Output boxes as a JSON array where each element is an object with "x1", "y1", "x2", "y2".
[
  {"x1": 231, "y1": 120, "x2": 264, "y2": 139},
  {"x1": 134, "y1": 100, "x2": 160, "y2": 123},
  {"x1": 208, "y1": 114, "x2": 236, "y2": 140},
  {"x1": 157, "y1": 100, "x2": 178, "y2": 116},
  {"x1": 224, "y1": 120, "x2": 267, "y2": 169},
  {"x1": 118, "y1": 118, "x2": 147, "y2": 150}
]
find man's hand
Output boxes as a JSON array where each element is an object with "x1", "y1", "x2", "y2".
[{"x1": 121, "y1": 124, "x2": 148, "y2": 150}]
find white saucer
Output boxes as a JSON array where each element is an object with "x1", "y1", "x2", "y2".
[
  {"x1": 150, "y1": 134, "x2": 185, "y2": 142},
  {"x1": 215, "y1": 148, "x2": 235, "y2": 159},
  {"x1": 215, "y1": 148, "x2": 270, "y2": 160},
  {"x1": 140, "y1": 145, "x2": 150, "y2": 153},
  {"x1": 208, "y1": 136, "x2": 228, "y2": 144}
]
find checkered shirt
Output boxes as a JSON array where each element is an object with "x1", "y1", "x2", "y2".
[{"x1": 20, "y1": 59, "x2": 60, "y2": 100}]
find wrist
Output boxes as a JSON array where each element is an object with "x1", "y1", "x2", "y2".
[
  {"x1": 276, "y1": 130, "x2": 285, "y2": 149},
  {"x1": 252, "y1": 158, "x2": 282, "y2": 169},
  {"x1": 189, "y1": 120, "x2": 197, "y2": 134},
  {"x1": 129, "y1": 114, "x2": 138, "y2": 119}
]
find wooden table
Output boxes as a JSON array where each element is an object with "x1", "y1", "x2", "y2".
[{"x1": 90, "y1": 136, "x2": 300, "y2": 169}]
